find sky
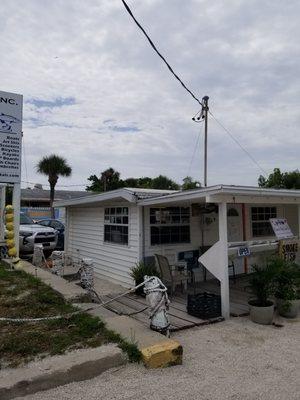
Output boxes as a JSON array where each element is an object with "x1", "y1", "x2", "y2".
[{"x1": 1, "y1": 0, "x2": 299, "y2": 190}]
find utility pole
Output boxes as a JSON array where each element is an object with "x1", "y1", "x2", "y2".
[{"x1": 202, "y1": 95, "x2": 209, "y2": 187}]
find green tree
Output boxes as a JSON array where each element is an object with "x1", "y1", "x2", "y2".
[
  {"x1": 258, "y1": 168, "x2": 300, "y2": 189},
  {"x1": 86, "y1": 170, "x2": 180, "y2": 192},
  {"x1": 182, "y1": 176, "x2": 201, "y2": 190},
  {"x1": 151, "y1": 175, "x2": 180, "y2": 190},
  {"x1": 137, "y1": 177, "x2": 153, "y2": 188},
  {"x1": 122, "y1": 177, "x2": 139, "y2": 188},
  {"x1": 37, "y1": 155, "x2": 72, "y2": 218},
  {"x1": 283, "y1": 170, "x2": 300, "y2": 189},
  {"x1": 86, "y1": 168, "x2": 123, "y2": 192}
]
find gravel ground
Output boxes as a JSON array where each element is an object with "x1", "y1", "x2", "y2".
[{"x1": 17, "y1": 317, "x2": 300, "y2": 400}]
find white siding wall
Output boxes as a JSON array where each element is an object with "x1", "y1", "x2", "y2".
[{"x1": 67, "y1": 204, "x2": 140, "y2": 287}]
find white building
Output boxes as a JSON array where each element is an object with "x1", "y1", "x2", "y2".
[{"x1": 55, "y1": 185, "x2": 300, "y2": 319}]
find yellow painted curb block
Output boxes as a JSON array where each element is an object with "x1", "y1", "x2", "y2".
[
  {"x1": 141, "y1": 340, "x2": 183, "y2": 369},
  {"x1": 12, "y1": 259, "x2": 27, "y2": 269}
]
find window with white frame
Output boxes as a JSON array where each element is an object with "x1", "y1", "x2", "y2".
[
  {"x1": 150, "y1": 207, "x2": 190, "y2": 245},
  {"x1": 251, "y1": 206, "x2": 277, "y2": 237},
  {"x1": 104, "y1": 207, "x2": 129, "y2": 245}
]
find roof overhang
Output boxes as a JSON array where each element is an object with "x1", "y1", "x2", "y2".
[
  {"x1": 54, "y1": 189, "x2": 137, "y2": 208},
  {"x1": 138, "y1": 185, "x2": 300, "y2": 206}
]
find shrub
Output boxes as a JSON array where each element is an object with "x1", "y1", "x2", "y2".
[{"x1": 130, "y1": 262, "x2": 160, "y2": 294}]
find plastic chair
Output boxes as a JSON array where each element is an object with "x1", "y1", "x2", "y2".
[{"x1": 155, "y1": 254, "x2": 188, "y2": 296}]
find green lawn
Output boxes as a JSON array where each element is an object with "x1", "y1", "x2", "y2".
[{"x1": 0, "y1": 264, "x2": 140, "y2": 368}]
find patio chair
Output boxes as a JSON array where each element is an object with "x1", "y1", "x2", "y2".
[{"x1": 155, "y1": 254, "x2": 189, "y2": 297}]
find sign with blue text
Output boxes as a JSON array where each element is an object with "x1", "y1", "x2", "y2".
[
  {"x1": 270, "y1": 218, "x2": 294, "y2": 240},
  {"x1": 0, "y1": 90, "x2": 23, "y2": 183}
]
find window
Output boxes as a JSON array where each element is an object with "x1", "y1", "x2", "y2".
[
  {"x1": 38, "y1": 220, "x2": 49, "y2": 227},
  {"x1": 150, "y1": 207, "x2": 190, "y2": 245},
  {"x1": 251, "y1": 207, "x2": 277, "y2": 237},
  {"x1": 104, "y1": 207, "x2": 128, "y2": 245}
]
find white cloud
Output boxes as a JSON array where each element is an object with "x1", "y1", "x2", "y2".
[{"x1": 1, "y1": 0, "x2": 299, "y2": 189}]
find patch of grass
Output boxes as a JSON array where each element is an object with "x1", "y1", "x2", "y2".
[{"x1": 0, "y1": 263, "x2": 141, "y2": 368}]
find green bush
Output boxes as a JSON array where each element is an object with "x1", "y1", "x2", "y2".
[
  {"x1": 248, "y1": 261, "x2": 277, "y2": 306},
  {"x1": 271, "y1": 258, "x2": 300, "y2": 305},
  {"x1": 249, "y1": 257, "x2": 300, "y2": 308},
  {"x1": 130, "y1": 261, "x2": 160, "y2": 287}
]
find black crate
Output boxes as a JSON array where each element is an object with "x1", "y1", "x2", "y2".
[{"x1": 187, "y1": 292, "x2": 221, "y2": 319}]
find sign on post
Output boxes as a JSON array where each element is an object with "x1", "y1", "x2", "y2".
[
  {"x1": 0, "y1": 90, "x2": 23, "y2": 183},
  {"x1": 269, "y1": 218, "x2": 294, "y2": 240},
  {"x1": 279, "y1": 239, "x2": 300, "y2": 263}
]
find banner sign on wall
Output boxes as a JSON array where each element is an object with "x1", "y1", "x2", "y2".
[
  {"x1": 0, "y1": 90, "x2": 23, "y2": 183},
  {"x1": 269, "y1": 218, "x2": 294, "y2": 240},
  {"x1": 279, "y1": 239, "x2": 300, "y2": 263}
]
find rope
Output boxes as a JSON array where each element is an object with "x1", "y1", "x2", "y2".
[
  {"x1": 0, "y1": 277, "x2": 154, "y2": 323},
  {"x1": 0, "y1": 312, "x2": 79, "y2": 323}
]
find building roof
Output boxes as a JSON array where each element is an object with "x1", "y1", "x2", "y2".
[
  {"x1": 53, "y1": 188, "x2": 178, "y2": 207},
  {"x1": 54, "y1": 185, "x2": 300, "y2": 208},
  {"x1": 21, "y1": 188, "x2": 94, "y2": 202},
  {"x1": 138, "y1": 184, "x2": 300, "y2": 205}
]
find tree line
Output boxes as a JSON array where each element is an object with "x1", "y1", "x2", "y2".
[
  {"x1": 258, "y1": 168, "x2": 300, "y2": 189},
  {"x1": 86, "y1": 168, "x2": 201, "y2": 192}
]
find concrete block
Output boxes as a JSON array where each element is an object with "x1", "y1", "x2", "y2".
[{"x1": 141, "y1": 340, "x2": 183, "y2": 368}]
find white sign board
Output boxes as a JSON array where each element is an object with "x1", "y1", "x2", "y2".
[
  {"x1": 0, "y1": 90, "x2": 22, "y2": 183},
  {"x1": 270, "y1": 218, "x2": 294, "y2": 240}
]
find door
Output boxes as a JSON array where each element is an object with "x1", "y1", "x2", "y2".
[
  {"x1": 227, "y1": 205, "x2": 243, "y2": 243},
  {"x1": 227, "y1": 205, "x2": 244, "y2": 275}
]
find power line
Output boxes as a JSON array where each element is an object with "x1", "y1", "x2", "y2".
[
  {"x1": 21, "y1": 180, "x2": 87, "y2": 188},
  {"x1": 121, "y1": 0, "x2": 203, "y2": 106},
  {"x1": 121, "y1": 1, "x2": 269, "y2": 179},
  {"x1": 187, "y1": 122, "x2": 204, "y2": 177},
  {"x1": 209, "y1": 110, "x2": 268, "y2": 176}
]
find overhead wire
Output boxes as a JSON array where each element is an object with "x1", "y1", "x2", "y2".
[
  {"x1": 121, "y1": 0, "x2": 203, "y2": 106},
  {"x1": 209, "y1": 110, "x2": 268, "y2": 176},
  {"x1": 120, "y1": 0, "x2": 268, "y2": 179},
  {"x1": 187, "y1": 121, "x2": 204, "y2": 177},
  {"x1": 21, "y1": 180, "x2": 87, "y2": 188},
  {"x1": 21, "y1": 2, "x2": 268, "y2": 188}
]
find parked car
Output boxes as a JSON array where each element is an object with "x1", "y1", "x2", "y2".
[
  {"x1": 37, "y1": 219, "x2": 65, "y2": 250},
  {"x1": 19, "y1": 212, "x2": 58, "y2": 255}
]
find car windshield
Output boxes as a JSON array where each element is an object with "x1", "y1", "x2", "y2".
[{"x1": 20, "y1": 213, "x2": 34, "y2": 225}]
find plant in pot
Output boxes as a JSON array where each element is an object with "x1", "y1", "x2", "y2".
[
  {"x1": 130, "y1": 262, "x2": 160, "y2": 296},
  {"x1": 272, "y1": 258, "x2": 300, "y2": 318},
  {"x1": 248, "y1": 261, "x2": 277, "y2": 325}
]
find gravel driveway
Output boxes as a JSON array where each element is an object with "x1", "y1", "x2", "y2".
[{"x1": 18, "y1": 317, "x2": 300, "y2": 400}]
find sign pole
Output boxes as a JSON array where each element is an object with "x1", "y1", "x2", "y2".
[
  {"x1": 12, "y1": 183, "x2": 21, "y2": 256},
  {"x1": 0, "y1": 185, "x2": 5, "y2": 241},
  {"x1": 0, "y1": 90, "x2": 23, "y2": 258}
]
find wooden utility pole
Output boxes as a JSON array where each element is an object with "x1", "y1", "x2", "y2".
[{"x1": 202, "y1": 96, "x2": 209, "y2": 187}]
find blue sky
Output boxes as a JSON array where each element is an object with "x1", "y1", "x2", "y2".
[{"x1": 1, "y1": 0, "x2": 299, "y2": 189}]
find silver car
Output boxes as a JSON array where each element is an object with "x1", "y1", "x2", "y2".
[{"x1": 19, "y1": 212, "x2": 58, "y2": 254}]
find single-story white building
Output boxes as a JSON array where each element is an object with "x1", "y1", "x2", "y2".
[{"x1": 55, "y1": 185, "x2": 300, "y2": 319}]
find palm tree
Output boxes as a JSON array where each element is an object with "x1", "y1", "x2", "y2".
[{"x1": 37, "y1": 155, "x2": 72, "y2": 218}]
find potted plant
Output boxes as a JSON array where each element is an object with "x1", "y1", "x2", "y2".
[
  {"x1": 248, "y1": 261, "x2": 276, "y2": 325},
  {"x1": 130, "y1": 261, "x2": 160, "y2": 296},
  {"x1": 272, "y1": 258, "x2": 300, "y2": 318}
]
